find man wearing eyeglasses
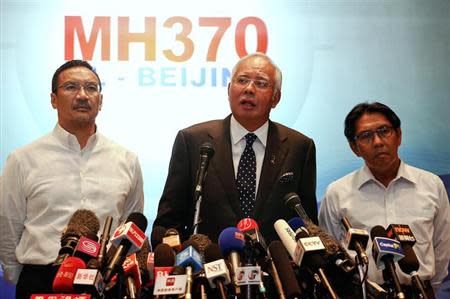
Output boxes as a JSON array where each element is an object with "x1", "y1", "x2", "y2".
[
  {"x1": 153, "y1": 53, "x2": 318, "y2": 244},
  {"x1": 0, "y1": 60, "x2": 144, "y2": 297},
  {"x1": 319, "y1": 102, "x2": 450, "y2": 297}
]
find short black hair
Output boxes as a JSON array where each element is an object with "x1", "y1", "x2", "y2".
[
  {"x1": 344, "y1": 102, "x2": 401, "y2": 142},
  {"x1": 51, "y1": 60, "x2": 102, "y2": 93}
]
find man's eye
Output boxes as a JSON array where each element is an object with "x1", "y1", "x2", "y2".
[
  {"x1": 237, "y1": 78, "x2": 249, "y2": 84},
  {"x1": 65, "y1": 84, "x2": 78, "y2": 91},
  {"x1": 86, "y1": 85, "x2": 99, "y2": 92},
  {"x1": 255, "y1": 81, "x2": 269, "y2": 88}
]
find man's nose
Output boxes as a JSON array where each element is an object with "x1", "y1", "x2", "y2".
[{"x1": 243, "y1": 80, "x2": 256, "y2": 94}]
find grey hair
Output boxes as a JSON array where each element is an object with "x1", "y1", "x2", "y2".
[{"x1": 231, "y1": 52, "x2": 282, "y2": 93}]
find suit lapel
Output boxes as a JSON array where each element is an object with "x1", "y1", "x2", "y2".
[
  {"x1": 254, "y1": 121, "x2": 288, "y2": 218},
  {"x1": 208, "y1": 115, "x2": 242, "y2": 218}
]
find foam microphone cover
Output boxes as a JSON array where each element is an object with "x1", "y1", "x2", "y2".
[
  {"x1": 154, "y1": 243, "x2": 176, "y2": 267},
  {"x1": 188, "y1": 233, "x2": 212, "y2": 254},
  {"x1": 397, "y1": 246, "x2": 420, "y2": 273},
  {"x1": 218, "y1": 227, "x2": 245, "y2": 256},
  {"x1": 151, "y1": 226, "x2": 167, "y2": 249},
  {"x1": 268, "y1": 240, "x2": 302, "y2": 298},
  {"x1": 136, "y1": 238, "x2": 151, "y2": 283},
  {"x1": 63, "y1": 209, "x2": 100, "y2": 241}
]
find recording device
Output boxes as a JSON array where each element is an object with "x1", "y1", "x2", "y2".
[
  {"x1": 73, "y1": 268, "x2": 104, "y2": 297},
  {"x1": 176, "y1": 240, "x2": 203, "y2": 299},
  {"x1": 97, "y1": 215, "x2": 113, "y2": 268},
  {"x1": 341, "y1": 216, "x2": 369, "y2": 265},
  {"x1": 150, "y1": 225, "x2": 167, "y2": 250},
  {"x1": 387, "y1": 224, "x2": 429, "y2": 299},
  {"x1": 218, "y1": 226, "x2": 245, "y2": 296},
  {"x1": 371, "y1": 225, "x2": 405, "y2": 299},
  {"x1": 163, "y1": 228, "x2": 182, "y2": 252},
  {"x1": 194, "y1": 142, "x2": 215, "y2": 198},
  {"x1": 268, "y1": 240, "x2": 301, "y2": 299},
  {"x1": 103, "y1": 212, "x2": 148, "y2": 283},
  {"x1": 204, "y1": 243, "x2": 231, "y2": 299},
  {"x1": 54, "y1": 209, "x2": 100, "y2": 267},
  {"x1": 53, "y1": 256, "x2": 87, "y2": 292}
]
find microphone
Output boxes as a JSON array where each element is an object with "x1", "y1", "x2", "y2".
[
  {"x1": 193, "y1": 142, "x2": 215, "y2": 235},
  {"x1": 268, "y1": 240, "x2": 301, "y2": 299},
  {"x1": 54, "y1": 209, "x2": 100, "y2": 267},
  {"x1": 153, "y1": 243, "x2": 176, "y2": 278},
  {"x1": 371, "y1": 225, "x2": 405, "y2": 299},
  {"x1": 103, "y1": 212, "x2": 148, "y2": 283},
  {"x1": 204, "y1": 243, "x2": 231, "y2": 299},
  {"x1": 387, "y1": 224, "x2": 428, "y2": 299},
  {"x1": 188, "y1": 233, "x2": 212, "y2": 255},
  {"x1": 194, "y1": 142, "x2": 215, "y2": 199},
  {"x1": 97, "y1": 215, "x2": 113, "y2": 268},
  {"x1": 236, "y1": 218, "x2": 267, "y2": 261},
  {"x1": 176, "y1": 240, "x2": 203, "y2": 299},
  {"x1": 151, "y1": 225, "x2": 167, "y2": 250},
  {"x1": 73, "y1": 236, "x2": 100, "y2": 265},
  {"x1": 218, "y1": 227, "x2": 245, "y2": 296},
  {"x1": 73, "y1": 268, "x2": 105, "y2": 297},
  {"x1": 275, "y1": 219, "x2": 339, "y2": 299},
  {"x1": 136, "y1": 238, "x2": 151, "y2": 287},
  {"x1": 341, "y1": 216, "x2": 369, "y2": 265},
  {"x1": 163, "y1": 228, "x2": 182, "y2": 252},
  {"x1": 53, "y1": 256, "x2": 87, "y2": 292},
  {"x1": 123, "y1": 253, "x2": 142, "y2": 299}
]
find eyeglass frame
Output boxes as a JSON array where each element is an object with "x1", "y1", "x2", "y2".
[
  {"x1": 57, "y1": 81, "x2": 101, "y2": 96},
  {"x1": 352, "y1": 125, "x2": 396, "y2": 144},
  {"x1": 232, "y1": 76, "x2": 273, "y2": 90}
]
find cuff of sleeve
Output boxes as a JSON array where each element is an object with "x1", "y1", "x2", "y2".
[{"x1": 1, "y1": 263, "x2": 23, "y2": 285}]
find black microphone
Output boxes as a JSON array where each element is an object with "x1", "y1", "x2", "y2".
[
  {"x1": 268, "y1": 240, "x2": 301, "y2": 299},
  {"x1": 370, "y1": 225, "x2": 405, "y2": 299},
  {"x1": 103, "y1": 212, "x2": 148, "y2": 283},
  {"x1": 97, "y1": 215, "x2": 113, "y2": 268},
  {"x1": 54, "y1": 209, "x2": 100, "y2": 267},
  {"x1": 151, "y1": 225, "x2": 167, "y2": 250},
  {"x1": 194, "y1": 142, "x2": 215, "y2": 199},
  {"x1": 387, "y1": 224, "x2": 429, "y2": 299}
]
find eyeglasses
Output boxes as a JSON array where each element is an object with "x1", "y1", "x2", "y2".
[
  {"x1": 353, "y1": 126, "x2": 395, "y2": 144},
  {"x1": 58, "y1": 81, "x2": 100, "y2": 96},
  {"x1": 233, "y1": 76, "x2": 272, "y2": 90}
]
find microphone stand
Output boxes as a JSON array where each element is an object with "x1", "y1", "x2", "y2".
[
  {"x1": 355, "y1": 255, "x2": 367, "y2": 299},
  {"x1": 192, "y1": 193, "x2": 202, "y2": 235}
]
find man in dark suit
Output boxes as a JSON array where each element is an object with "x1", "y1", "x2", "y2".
[{"x1": 153, "y1": 53, "x2": 317, "y2": 243}]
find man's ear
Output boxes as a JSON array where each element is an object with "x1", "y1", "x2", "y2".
[
  {"x1": 50, "y1": 93, "x2": 57, "y2": 109},
  {"x1": 349, "y1": 141, "x2": 361, "y2": 157},
  {"x1": 99, "y1": 94, "x2": 103, "y2": 111},
  {"x1": 271, "y1": 90, "x2": 281, "y2": 108}
]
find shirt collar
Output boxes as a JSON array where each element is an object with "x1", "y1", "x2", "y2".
[
  {"x1": 52, "y1": 123, "x2": 98, "y2": 151},
  {"x1": 356, "y1": 160, "x2": 416, "y2": 189},
  {"x1": 230, "y1": 115, "x2": 269, "y2": 147}
]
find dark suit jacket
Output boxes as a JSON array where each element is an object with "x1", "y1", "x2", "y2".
[{"x1": 153, "y1": 115, "x2": 318, "y2": 243}]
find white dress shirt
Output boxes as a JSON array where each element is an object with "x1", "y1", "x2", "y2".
[
  {"x1": 0, "y1": 124, "x2": 144, "y2": 283},
  {"x1": 319, "y1": 161, "x2": 450, "y2": 289},
  {"x1": 230, "y1": 115, "x2": 268, "y2": 194}
]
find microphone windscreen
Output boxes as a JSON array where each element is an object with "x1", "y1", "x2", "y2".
[
  {"x1": 188, "y1": 233, "x2": 212, "y2": 254},
  {"x1": 204, "y1": 243, "x2": 224, "y2": 263},
  {"x1": 268, "y1": 240, "x2": 302, "y2": 298},
  {"x1": 137, "y1": 238, "x2": 151, "y2": 282},
  {"x1": 236, "y1": 218, "x2": 259, "y2": 232},
  {"x1": 151, "y1": 226, "x2": 167, "y2": 249},
  {"x1": 63, "y1": 209, "x2": 100, "y2": 241},
  {"x1": 126, "y1": 212, "x2": 148, "y2": 232},
  {"x1": 200, "y1": 142, "x2": 215, "y2": 158},
  {"x1": 154, "y1": 243, "x2": 176, "y2": 267},
  {"x1": 397, "y1": 246, "x2": 420, "y2": 273},
  {"x1": 370, "y1": 225, "x2": 388, "y2": 240},
  {"x1": 218, "y1": 227, "x2": 245, "y2": 256}
]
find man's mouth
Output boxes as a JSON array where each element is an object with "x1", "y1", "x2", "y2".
[{"x1": 240, "y1": 99, "x2": 256, "y2": 109}]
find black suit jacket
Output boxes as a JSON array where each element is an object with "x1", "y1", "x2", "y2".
[{"x1": 153, "y1": 115, "x2": 318, "y2": 243}]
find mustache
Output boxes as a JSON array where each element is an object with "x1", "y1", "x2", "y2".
[{"x1": 73, "y1": 102, "x2": 91, "y2": 110}]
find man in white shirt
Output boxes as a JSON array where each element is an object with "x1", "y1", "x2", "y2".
[
  {"x1": 319, "y1": 102, "x2": 450, "y2": 298},
  {"x1": 0, "y1": 60, "x2": 144, "y2": 297}
]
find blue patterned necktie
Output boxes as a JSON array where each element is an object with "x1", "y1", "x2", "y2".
[{"x1": 237, "y1": 133, "x2": 257, "y2": 218}]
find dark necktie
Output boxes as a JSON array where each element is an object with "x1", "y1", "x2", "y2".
[{"x1": 237, "y1": 133, "x2": 257, "y2": 218}]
